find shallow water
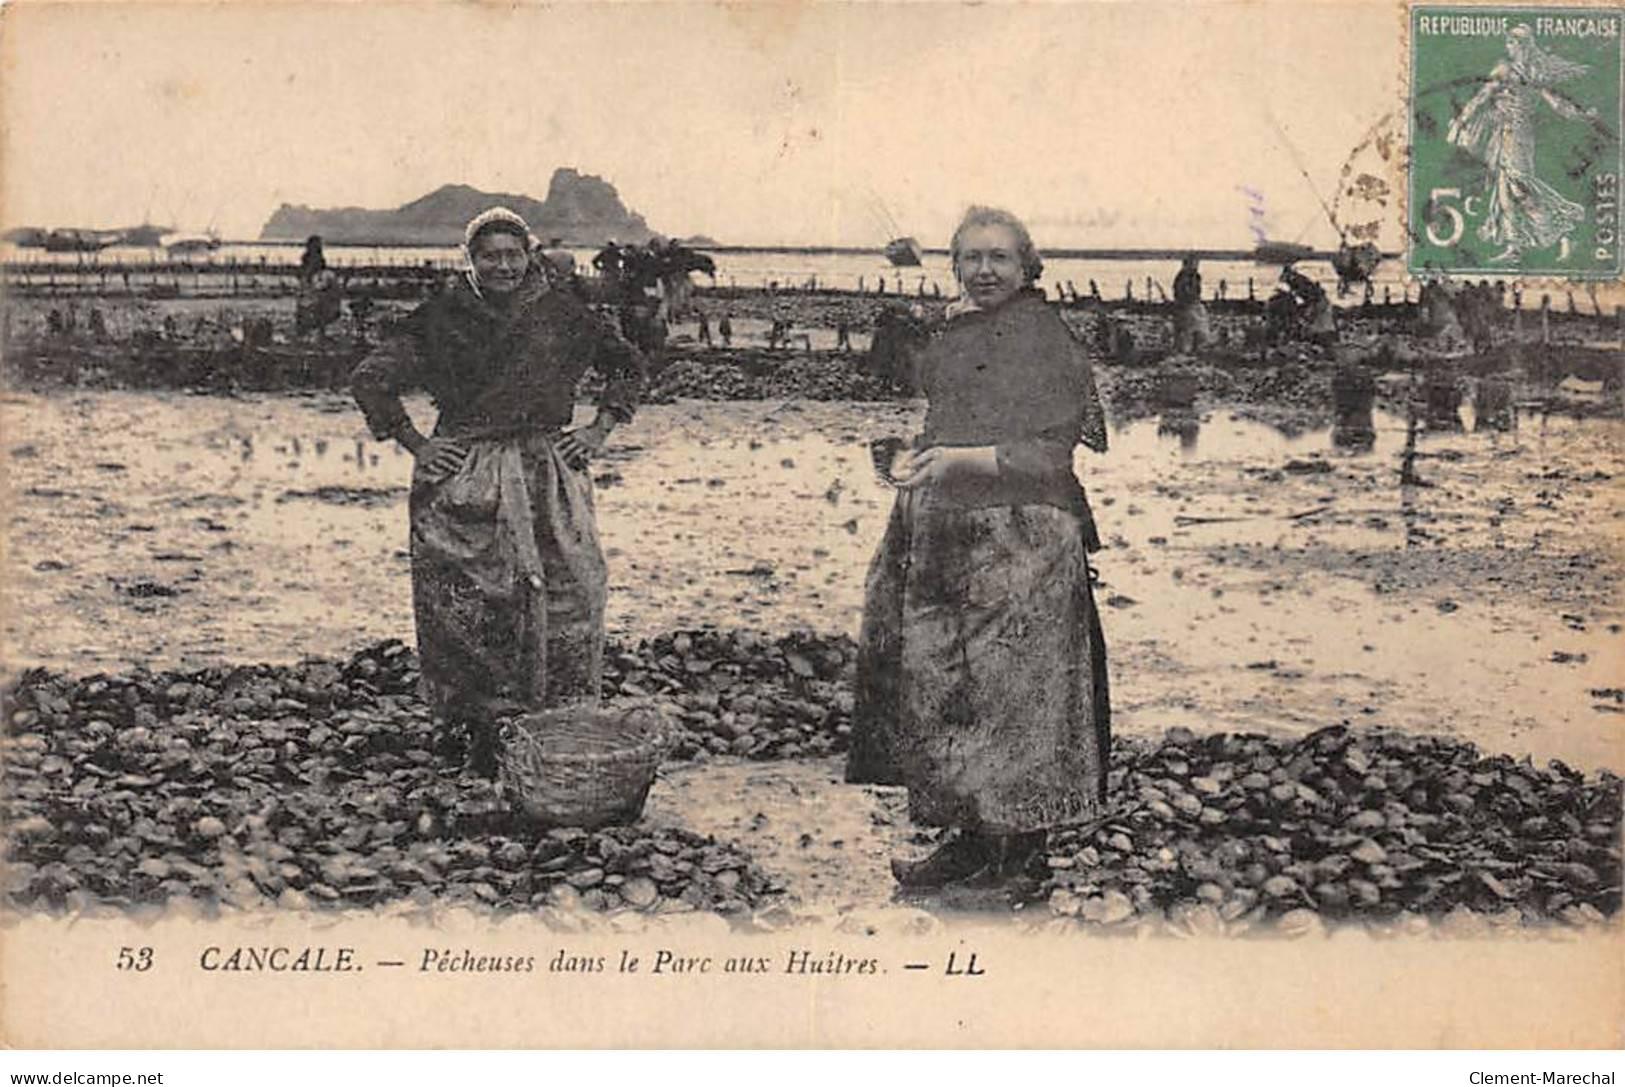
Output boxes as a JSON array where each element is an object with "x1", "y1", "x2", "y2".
[{"x1": 3, "y1": 389, "x2": 1621, "y2": 773}]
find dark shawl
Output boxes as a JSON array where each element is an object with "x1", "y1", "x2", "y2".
[
  {"x1": 913, "y1": 288, "x2": 1108, "y2": 548},
  {"x1": 351, "y1": 270, "x2": 644, "y2": 442}
]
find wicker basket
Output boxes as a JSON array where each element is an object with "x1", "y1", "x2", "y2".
[{"x1": 497, "y1": 703, "x2": 668, "y2": 828}]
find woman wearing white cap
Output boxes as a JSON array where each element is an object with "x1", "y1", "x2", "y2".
[{"x1": 351, "y1": 207, "x2": 646, "y2": 775}]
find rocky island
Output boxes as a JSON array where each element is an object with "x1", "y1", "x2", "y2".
[{"x1": 259, "y1": 168, "x2": 658, "y2": 246}]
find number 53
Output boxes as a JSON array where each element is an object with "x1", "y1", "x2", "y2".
[{"x1": 117, "y1": 946, "x2": 153, "y2": 971}]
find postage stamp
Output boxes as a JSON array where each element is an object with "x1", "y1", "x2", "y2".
[{"x1": 1409, "y1": 6, "x2": 1623, "y2": 277}]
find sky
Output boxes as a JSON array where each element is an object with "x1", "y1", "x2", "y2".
[{"x1": 1, "y1": 1, "x2": 1406, "y2": 250}]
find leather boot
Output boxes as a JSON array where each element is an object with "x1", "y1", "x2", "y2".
[
  {"x1": 968, "y1": 831, "x2": 1046, "y2": 883},
  {"x1": 890, "y1": 831, "x2": 992, "y2": 888}
]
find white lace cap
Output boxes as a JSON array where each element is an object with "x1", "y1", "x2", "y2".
[{"x1": 463, "y1": 206, "x2": 535, "y2": 253}]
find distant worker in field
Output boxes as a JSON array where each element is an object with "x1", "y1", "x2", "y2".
[
  {"x1": 1173, "y1": 255, "x2": 1200, "y2": 304},
  {"x1": 607, "y1": 240, "x2": 670, "y2": 354},
  {"x1": 296, "y1": 234, "x2": 342, "y2": 337},
  {"x1": 1283, "y1": 265, "x2": 1336, "y2": 346},
  {"x1": 592, "y1": 239, "x2": 623, "y2": 284},
  {"x1": 1171, "y1": 253, "x2": 1210, "y2": 353},
  {"x1": 836, "y1": 312, "x2": 852, "y2": 352},
  {"x1": 650, "y1": 239, "x2": 715, "y2": 320},
  {"x1": 697, "y1": 311, "x2": 712, "y2": 346},
  {"x1": 865, "y1": 304, "x2": 927, "y2": 392},
  {"x1": 1263, "y1": 284, "x2": 1298, "y2": 345},
  {"x1": 718, "y1": 311, "x2": 733, "y2": 347},
  {"x1": 300, "y1": 235, "x2": 327, "y2": 286},
  {"x1": 297, "y1": 268, "x2": 343, "y2": 337},
  {"x1": 1461, "y1": 279, "x2": 1501, "y2": 351},
  {"x1": 621, "y1": 241, "x2": 658, "y2": 294}
]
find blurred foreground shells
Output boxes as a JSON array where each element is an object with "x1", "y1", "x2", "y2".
[
  {"x1": 3, "y1": 641, "x2": 1620, "y2": 931},
  {"x1": 1, "y1": 638, "x2": 788, "y2": 916},
  {"x1": 1039, "y1": 725, "x2": 1620, "y2": 932}
]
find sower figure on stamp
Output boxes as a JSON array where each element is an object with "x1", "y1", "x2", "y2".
[
  {"x1": 1447, "y1": 23, "x2": 1597, "y2": 264},
  {"x1": 351, "y1": 207, "x2": 646, "y2": 777},
  {"x1": 846, "y1": 205, "x2": 1112, "y2": 889}
]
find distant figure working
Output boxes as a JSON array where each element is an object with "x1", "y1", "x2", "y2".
[
  {"x1": 299, "y1": 235, "x2": 328, "y2": 287},
  {"x1": 296, "y1": 234, "x2": 342, "y2": 336},
  {"x1": 1283, "y1": 265, "x2": 1337, "y2": 346},
  {"x1": 592, "y1": 240, "x2": 623, "y2": 285},
  {"x1": 1171, "y1": 253, "x2": 1209, "y2": 354}
]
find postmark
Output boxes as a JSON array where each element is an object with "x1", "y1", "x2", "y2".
[{"x1": 1409, "y1": 6, "x2": 1623, "y2": 277}]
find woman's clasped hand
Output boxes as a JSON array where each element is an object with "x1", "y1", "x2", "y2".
[{"x1": 889, "y1": 445, "x2": 999, "y2": 487}]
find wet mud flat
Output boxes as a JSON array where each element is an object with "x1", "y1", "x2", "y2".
[
  {"x1": 2, "y1": 388, "x2": 1622, "y2": 928},
  {"x1": 6, "y1": 391, "x2": 1620, "y2": 759}
]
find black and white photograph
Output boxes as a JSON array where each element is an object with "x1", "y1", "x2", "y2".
[{"x1": 0, "y1": 0, "x2": 1620, "y2": 1055}]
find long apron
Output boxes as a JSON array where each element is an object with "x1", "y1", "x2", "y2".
[
  {"x1": 846, "y1": 490, "x2": 1111, "y2": 835},
  {"x1": 408, "y1": 428, "x2": 606, "y2": 720}
]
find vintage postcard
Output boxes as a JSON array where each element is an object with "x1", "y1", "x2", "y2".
[{"x1": 0, "y1": 0, "x2": 1621, "y2": 1051}]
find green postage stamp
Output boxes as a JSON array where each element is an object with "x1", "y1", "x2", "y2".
[{"x1": 1410, "y1": 6, "x2": 1622, "y2": 277}]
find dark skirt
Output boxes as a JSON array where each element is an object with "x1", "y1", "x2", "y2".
[
  {"x1": 845, "y1": 493, "x2": 1111, "y2": 834},
  {"x1": 408, "y1": 431, "x2": 606, "y2": 720}
]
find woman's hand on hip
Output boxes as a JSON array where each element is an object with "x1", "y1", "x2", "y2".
[
  {"x1": 893, "y1": 445, "x2": 998, "y2": 488},
  {"x1": 413, "y1": 438, "x2": 470, "y2": 483},
  {"x1": 557, "y1": 418, "x2": 611, "y2": 469}
]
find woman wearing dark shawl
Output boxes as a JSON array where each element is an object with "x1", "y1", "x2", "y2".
[
  {"x1": 846, "y1": 206, "x2": 1111, "y2": 888},
  {"x1": 350, "y1": 207, "x2": 646, "y2": 776}
]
